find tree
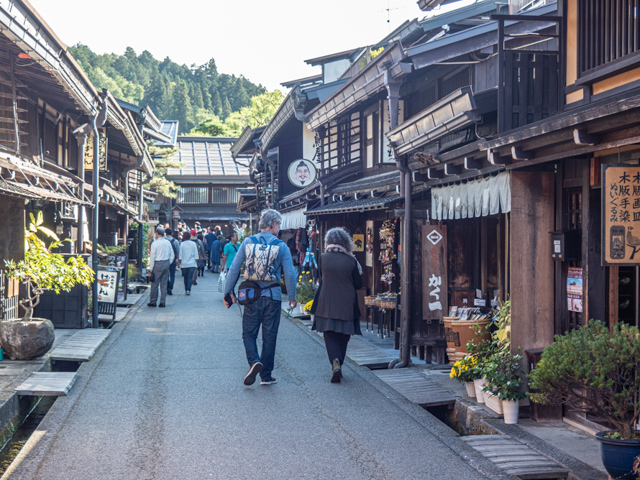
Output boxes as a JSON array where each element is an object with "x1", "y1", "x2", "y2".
[
  {"x1": 223, "y1": 90, "x2": 284, "y2": 136},
  {"x1": 173, "y1": 79, "x2": 195, "y2": 131},
  {"x1": 189, "y1": 114, "x2": 226, "y2": 136},
  {"x1": 145, "y1": 143, "x2": 182, "y2": 198},
  {"x1": 221, "y1": 97, "x2": 232, "y2": 120}
]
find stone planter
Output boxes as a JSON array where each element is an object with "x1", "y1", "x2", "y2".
[
  {"x1": 0, "y1": 318, "x2": 55, "y2": 360},
  {"x1": 464, "y1": 381, "x2": 476, "y2": 398},
  {"x1": 473, "y1": 378, "x2": 488, "y2": 403}
]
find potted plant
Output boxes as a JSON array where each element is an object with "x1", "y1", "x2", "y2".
[
  {"x1": 295, "y1": 270, "x2": 316, "y2": 314},
  {"x1": 449, "y1": 355, "x2": 480, "y2": 398},
  {"x1": 484, "y1": 350, "x2": 526, "y2": 422},
  {"x1": 2, "y1": 212, "x2": 94, "y2": 360},
  {"x1": 529, "y1": 320, "x2": 640, "y2": 479},
  {"x1": 465, "y1": 322, "x2": 495, "y2": 403}
]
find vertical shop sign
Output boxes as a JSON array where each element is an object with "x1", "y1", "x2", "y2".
[
  {"x1": 603, "y1": 164, "x2": 640, "y2": 265},
  {"x1": 84, "y1": 127, "x2": 108, "y2": 172},
  {"x1": 567, "y1": 267, "x2": 583, "y2": 312},
  {"x1": 365, "y1": 220, "x2": 374, "y2": 267},
  {"x1": 422, "y1": 224, "x2": 447, "y2": 322}
]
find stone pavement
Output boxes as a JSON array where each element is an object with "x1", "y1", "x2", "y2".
[{"x1": 3, "y1": 272, "x2": 502, "y2": 480}]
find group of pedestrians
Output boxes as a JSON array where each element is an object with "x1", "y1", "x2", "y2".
[{"x1": 148, "y1": 209, "x2": 364, "y2": 385}]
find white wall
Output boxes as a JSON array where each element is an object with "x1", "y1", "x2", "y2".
[
  {"x1": 323, "y1": 59, "x2": 352, "y2": 83},
  {"x1": 302, "y1": 123, "x2": 317, "y2": 163}
]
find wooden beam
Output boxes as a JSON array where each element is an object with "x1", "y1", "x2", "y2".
[
  {"x1": 444, "y1": 163, "x2": 462, "y2": 176},
  {"x1": 464, "y1": 157, "x2": 482, "y2": 170},
  {"x1": 573, "y1": 128, "x2": 601, "y2": 146},
  {"x1": 414, "y1": 171, "x2": 430, "y2": 182},
  {"x1": 488, "y1": 150, "x2": 511, "y2": 166},
  {"x1": 511, "y1": 146, "x2": 529, "y2": 161}
]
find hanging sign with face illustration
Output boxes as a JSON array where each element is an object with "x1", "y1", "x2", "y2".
[{"x1": 288, "y1": 159, "x2": 317, "y2": 188}]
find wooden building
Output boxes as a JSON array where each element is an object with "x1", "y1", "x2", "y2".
[{"x1": 166, "y1": 136, "x2": 251, "y2": 236}]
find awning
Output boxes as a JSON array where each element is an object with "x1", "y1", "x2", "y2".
[
  {"x1": 431, "y1": 172, "x2": 510, "y2": 220},
  {"x1": 387, "y1": 86, "x2": 480, "y2": 158},
  {"x1": 306, "y1": 194, "x2": 403, "y2": 216},
  {"x1": 280, "y1": 206, "x2": 307, "y2": 230}
]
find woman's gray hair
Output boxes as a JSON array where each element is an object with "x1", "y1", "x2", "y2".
[
  {"x1": 324, "y1": 228, "x2": 353, "y2": 253},
  {"x1": 259, "y1": 209, "x2": 282, "y2": 230}
]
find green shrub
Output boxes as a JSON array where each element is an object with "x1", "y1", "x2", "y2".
[{"x1": 529, "y1": 320, "x2": 640, "y2": 439}]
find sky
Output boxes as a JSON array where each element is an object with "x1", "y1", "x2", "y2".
[{"x1": 27, "y1": 0, "x2": 438, "y2": 92}]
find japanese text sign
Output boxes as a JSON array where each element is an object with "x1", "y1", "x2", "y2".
[
  {"x1": 97, "y1": 270, "x2": 118, "y2": 303},
  {"x1": 422, "y1": 224, "x2": 447, "y2": 322},
  {"x1": 603, "y1": 164, "x2": 640, "y2": 265},
  {"x1": 84, "y1": 127, "x2": 107, "y2": 172}
]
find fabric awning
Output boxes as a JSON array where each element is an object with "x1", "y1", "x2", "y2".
[
  {"x1": 280, "y1": 207, "x2": 307, "y2": 230},
  {"x1": 431, "y1": 172, "x2": 510, "y2": 220},
  {"x1": 306, "y1": 194, "x2": 403, "y2": 216}
]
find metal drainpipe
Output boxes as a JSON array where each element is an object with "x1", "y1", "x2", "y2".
[
  {"x1": 91, "y1": 97, "x2": 108, "y2": 328},
  {"x1": 390, "y1": 156, "x2": 412, "y2": 368}
]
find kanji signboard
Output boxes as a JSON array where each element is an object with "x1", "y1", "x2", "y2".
[
  {"x1": 603, "y1": 164, "x2": 640, "y2": 265},
  {"x1": 84, "y1": 127, "x2": 107, "y2": 172},
  {"x1": 422, "y1": 224, "x2": 447, "y2": 322}
]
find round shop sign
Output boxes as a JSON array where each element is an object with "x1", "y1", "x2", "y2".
[{"x1": 288, "y1": 159, "x2": 317, "y2": 188}]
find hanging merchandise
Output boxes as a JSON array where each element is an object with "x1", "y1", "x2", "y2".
[
  {"x1": 379, "y1": 219, "x2": 398, "y2": 264},
  {"x1": 365, "y1": 220, "x2": 374, "y2": 267},
  {"x1": 380, "y1": 264, "x2": 396, "y2": 291}
]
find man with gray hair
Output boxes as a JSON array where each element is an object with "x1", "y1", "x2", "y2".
[
  {"x1": 224, "y1": 209, "x2": 297, "y2": 386},
  {"x1": 148, "y1": 226, "x2": 175, "y2": 307}
]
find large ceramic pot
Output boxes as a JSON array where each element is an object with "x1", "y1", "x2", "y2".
[
  {"x1": 595, "y1": 431, "x2": 640, "y2": 480},
  {"x1": 473, "y1": 378, "x2": 488, "y2": 403},
  {"x1": 502, "y1": 399, "x2": 520, "y2": 424},
  {"x1": 0, "y1": 318, "x2": 55, "y2": 360}
]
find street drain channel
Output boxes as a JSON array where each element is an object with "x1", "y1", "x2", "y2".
[{"x1": 0, "y1": 395, "x2": 56, "y2": 475}]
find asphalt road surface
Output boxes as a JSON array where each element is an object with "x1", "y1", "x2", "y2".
[{"x1": 6, "y1": 273, "x2": 498, "y2": 480}]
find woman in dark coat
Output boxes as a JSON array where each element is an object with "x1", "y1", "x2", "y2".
[{"x1": 311, "y1": 228, "x2": 363, "y2": 383}]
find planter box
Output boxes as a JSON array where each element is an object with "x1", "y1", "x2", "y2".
[
  {"x1": 484, "y1": 391, "x2": 504, "y2": 415},
  {"x1": 34, "y1": 284, "x2": 88, "y2": 329}
]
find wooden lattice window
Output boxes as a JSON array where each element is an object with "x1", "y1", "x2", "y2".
[
  {"x1": 316, "y1": 113, "x2": 361, "y2": 175},
  {"x1": 579, "y1": 0, "x2": 640, "y2": 74}
]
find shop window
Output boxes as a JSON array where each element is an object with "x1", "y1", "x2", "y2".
[
  {"x1": 579, "y1": 0, "x2": 640, "y2": 75},
  {"x1": 177, "y1": 186, "x2": 207, "y2": 204},
  {"x1": 211, "y1": 187, "x2": 239, "y2": 204}
]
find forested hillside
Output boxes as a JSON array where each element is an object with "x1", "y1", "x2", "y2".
[{"x1": 69, "y1": 45, "x2": 266, "y2": 133}]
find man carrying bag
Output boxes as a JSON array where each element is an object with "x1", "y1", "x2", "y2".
[{"x1": 223, "y1": 209, "x2": 297, "y2": 386}]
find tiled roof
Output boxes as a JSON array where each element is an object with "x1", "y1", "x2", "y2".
[
  {"x1": 156, "y1": 121, "x2": 179, "y2": 147},
  {"x1": 306, "y1": 194, "x2": 403, "y2": 215},
  {"x1": 167, "y1": 137, "x2": 250, "y2": 177}
]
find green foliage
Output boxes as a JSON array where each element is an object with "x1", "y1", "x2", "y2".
[
  {"x1": 529, "y1": 320, "x2": 640, "y2": 439},
  {"x1": 295, "y1": 270, "x2": 317, "y2": 305},
  {"x1": 492, "y1": 298, "x2": 511, "y2": 350},
  {"x1": 69, "y1": 44, "x2": 266, "y2": 134},
  {"x1": 98, "y1": 244, "x2": 128, "y2": 255},
  {"x1": 3, "y1": 212, "x2": 95, "y2": 321},
  {"x1": 483, "y1": 350, "x2": 526, "y2": 401},
  {"x1": 145, "y1": 143, "x2": 182, "y2": 198},
  {"x1": 190, "y1": 90, "x2": 284, "y2": 137}
]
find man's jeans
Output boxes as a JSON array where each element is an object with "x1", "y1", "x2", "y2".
[
  {"x1": 150, "y1": 260, "x2": 170, "y2": 305},
  {"x1": 242, "y1": 296, "x2": 281, "y2": 380},
  {"x1": 168, "y1": 260, "x2": 177, "y2": 293}
]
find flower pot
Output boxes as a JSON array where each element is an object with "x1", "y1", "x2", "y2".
[
  {"x1": 484, "y1": 391, "x2": 503, "y2": 415},
  {"x1": 596, "y1": 431, "x2": 640, "y2": 480},
  {"x1": 465, "y1": 381, "x2": 476, "y2": 398},
  {"x1": 473, "y1": 378, "x2": 488, "y2": 403},
  {"x1": 299, "y1": 305, "x2": 306, "y2": 315},
  {"x1": 502, "y1": 399, "x2": 520, "y2": 424},
  {"x1": 0, "y1": 318, "x2": 55, "y2": 360}
]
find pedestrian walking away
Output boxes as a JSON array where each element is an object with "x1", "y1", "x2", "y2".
[
  {"x1": 209, "y1": 234, "x2": 223, "y2": 273},
  {"x1": 310, "y1": 227, "x2": 363, "y2": 383},
  {"x1": 148, "y1": 226, "x2": 175, "y2": 307},
  {"x1": 178, "y1": 230, "x2": 198, "y2": 295},
  {"x1": 223, "y1": 209, "x2": 297, "y2": 386},
  {"x1": 165, "y1": 227, "x2": 180, "y2": 296}
]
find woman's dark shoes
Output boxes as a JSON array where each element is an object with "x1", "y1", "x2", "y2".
[
  {"x1": 331, "y1": 358, "x2": 342, "y2": 383},
  {"x1": 192, "y1": 280, "x2": 198, "y2": 285},
  {"x1": 147, "y1": 303, "x2": 156, "y2": 307}
]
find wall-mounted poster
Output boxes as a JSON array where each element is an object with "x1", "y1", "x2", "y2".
[
  {"x1": 567, "y1": 267, "x2": 583, "y2": 313},
  {"x1": 288, "y1": 159, "x2": 317, "y2": 188},
  {"x1": 603, "y1": 164, "x2": 640, "y2": 265},
  {"x1": 365, "y1": 220, "x2": 374, "y2": 267},
  {"x1": 353, "y1": 234, "x2": 364, "y2": 252}
]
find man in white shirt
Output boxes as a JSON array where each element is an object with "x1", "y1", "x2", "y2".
[{"x1": 148, "y1": 226, "x2": 175, "y2": 307}]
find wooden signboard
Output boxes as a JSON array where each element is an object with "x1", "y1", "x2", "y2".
[
  {"x1": 96, "y1": 267, "x2": 119, "y2": 321},
  {"x1": 422, "y1": 224, "x2": 447, "y2": 322},
  {"x1": 602, "y1": 164, "x2": 640, "y2": 265},
  {"x1": 84, "y1": 127, "x2": 107, "y2": 172}
]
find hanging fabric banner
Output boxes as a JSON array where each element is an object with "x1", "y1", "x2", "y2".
[{"x1": 431, "y1": 171, "x2": 511, "y2": 221}]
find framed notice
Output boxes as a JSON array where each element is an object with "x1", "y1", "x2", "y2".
[
  {"x1": 602, "y1": 164, "x2": 640, "y2": 265},
  {"x1": 97, "y1": 267, "x2": 120, "y2": 322},
  {"x1": 353, "y1": 234, "x2": 364, "y2": 252},
  {"x1": 567, "y1": 267, "x2": 583, "y2": 312}
]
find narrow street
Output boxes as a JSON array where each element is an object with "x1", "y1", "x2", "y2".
[{"x1": 7, "y1": 273, "x2": 495, "y2": 480}]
